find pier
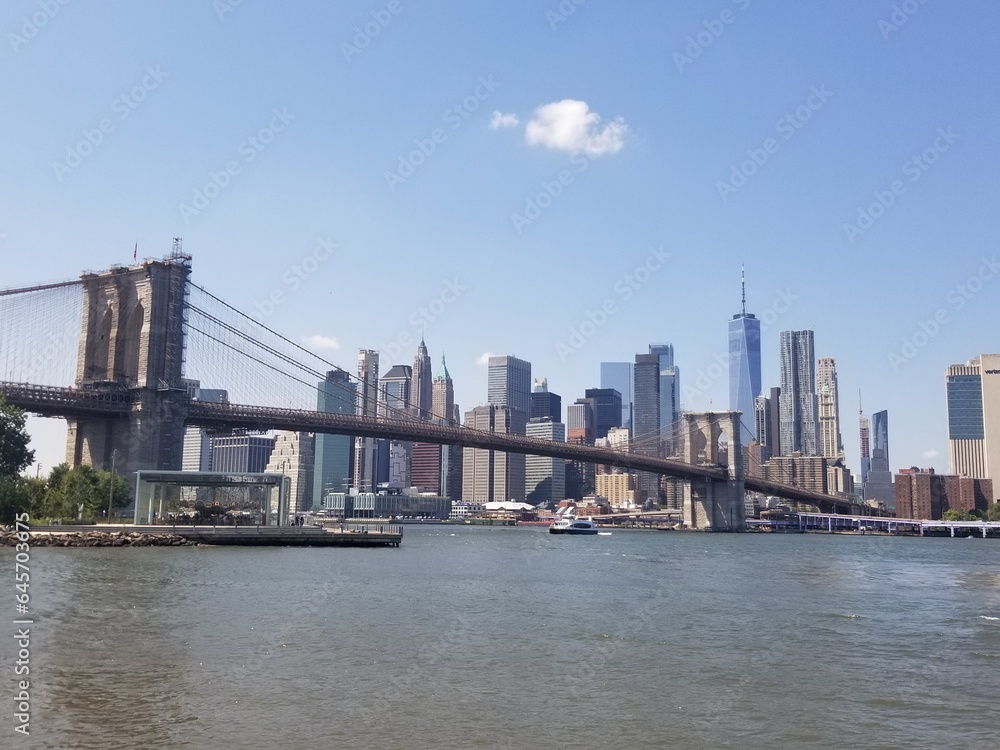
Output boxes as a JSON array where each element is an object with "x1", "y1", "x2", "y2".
[{"x1": 748, "y1": 512, "x2": 1000, "y2": 538}]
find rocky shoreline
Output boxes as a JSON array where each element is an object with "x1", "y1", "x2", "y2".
[{"x1": 0, "y1": 530, "x2": 198, "y2": 547}]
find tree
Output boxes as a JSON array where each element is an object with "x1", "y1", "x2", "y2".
[
  {"x1": 43, "y1": 464, "x2": 130, "y2": 520},
  {"x1": 0, "y1": 395, "x2": 34, "y2": 477},
  {"x1": 987, "y1": 503, "x2": 1000, "y2": 522},
  {"x1": 943, "y1": 508, "x2": 972, "y2": 522}
]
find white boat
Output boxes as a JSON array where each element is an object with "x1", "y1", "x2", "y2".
[{"x1": 549, "y1": 517, "x2": 598, "y2": 535}]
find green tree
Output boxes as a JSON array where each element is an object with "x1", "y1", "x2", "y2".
[
  {"x1": 942, "y1": 508, "x2": 972, "y2": 522},
  {"x1": 0, "y1": 395, "x2": 34, "y2": 477},
  {"x1": 43, "y1": 464, "x2": 130, "y2": 520},
  {"x1": 987, "y1": 502, "x2": 1000, "y2": 522}
]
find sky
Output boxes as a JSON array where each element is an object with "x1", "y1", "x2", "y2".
[{"x1": 2, "y1": 0, "x2": 999, "y2": 480}]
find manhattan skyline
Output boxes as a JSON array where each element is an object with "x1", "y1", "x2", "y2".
[{"x1": 3, "y1": 1, "x2": 999, "y2": 478}]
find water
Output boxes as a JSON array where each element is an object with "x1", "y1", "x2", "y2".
[{"x1": 5, "y1": 527, "x2": 1000, "y2": 749}]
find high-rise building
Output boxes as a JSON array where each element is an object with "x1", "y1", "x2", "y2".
[
  {"x1": 859, "y1": 394, "x2": 871, "y2": 489},
  {"x1": 525, "y1": 417, "x2": 566, "y2": 506},
  {"x1": 754, "y1": 394, "x2": 772, "y2": 464},
  {"x1": 865, "y1": 409, "x2": 893, "y2": 504},
  {"x1": 946, "y1": 355, "x2": 1000, "y2": 483},
  {"x1": 530, "y1": 378, "x2": 562, "y2": 422},
  {"x1": 411, "y1": 337, "x2": 432, "y2": 419},
  {"x1": 412, "y1": 354, "x2": 457, "y2": 495},
  {"x1": 778, "y1": 330, "x2": 819, "y2": 456},
  {"x1": 585, "y1": 388, "x2": 623, "y2": 439},
  {"x1": 462, "y1": 404, "x2": 527, "y2": 502},
  {"x1": 211, "y1": 435, "x2": 275, "y2": 473},
  {"x1": 487, "y1": 355, "x2": 531, "y2": 414},
  {"x1": 633, "y1": 353, "x2": 662, "y2": 500},
  {"x1": 313, "y1": 370, "x2": 356, "y2": 504},
  {"x1": 181, "y1": 384, "x2": 229, "y2": 472},
  {"x1": 895, "y1": 468, "x2": 993, "y2": 520},
  {"x1": 649, "y1": 343, "x2": 680, "y2": 453},
  {"x1": 817, "y1": 357, "x2": 843, "y2": 460},
  {"x1": 600, "y1": 362, "x2": 633, "y2": 431},
  {"x1": 566, "y1": 400, "x2": 594, "y2": 442},
  {"x1": 266, "y1": 431, "x2": 315, "y2": 514},
  {"x1": 431, "y1": 354, "x2": 455, "y2": 423},
  {"x1": 379, "y1": 364, "x2": 412, "y2": 417},
  {"x1": 353, "y1": 349, "x2": 379, "y2": 493},
  {"x1": 728, "y1": 268, "x2": 761, "y2": 446}
]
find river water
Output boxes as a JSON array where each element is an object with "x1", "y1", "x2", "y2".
[{"x1": 4, "y1": 526, "x2": 1000, "y2": 749}]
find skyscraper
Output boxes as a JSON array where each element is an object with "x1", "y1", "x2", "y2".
[
  {"x1": 412, "y1": 354, "x2": 457, "y2": 495},
  {"x1": 462, "y1": 404, "x2": 527, "y2": 502},
  {"x1": 353, "y1": 349, "x2": 379, "y2": 493},
  {"x1": 411, "y1": 337, "x2": 432, "y2": 419},
  {"x1": 265, "y1": 431, "x2": 315, "y2": 514},
  {"x1": 944, "y1": 355, "x2": 1000, "y2": 480},
  {"x1": 649, "y1": 343, "x2": 680, "y2": 452},
  {"x1": 859, "y1": 397, "x2": 871, "y2": 490},
  {"x1": 530, "y1": 377, "x2": 562, "y2": 422},
  {"x1": 313, "y1": 370, "x2": 356, "y2": 503},
  {"x1": 633, "y1": 353, "x2": 661, "y2": 500},
  {"x1": 778, "y1": 330, "x2": 819, "y2": 456},
  {"x1": 817, "y1": 357, "x2": 843, "y2": 460},
  {"x1": 431, "y1": 354, "x2": 455, "y2": 424},
  {"x1": 728, "y1": 268, "x2": 761, "y2": 446},
  {"x1": 525, "y1": 418, "x2": 566, "y2": 506},
  {"x1": 585, "y1": 387, "x2": 623, "y2": 439},
  {"x1": 379, "y1": 365, "x2": 411, "y2": 417},
  {"x1": 487, "y1": 355, "x2": 531, "y2": 414},
  {"x1": 600, "y1": 361, "x2": 633, "y2": 431},
  {"x1": 865, "y1": 409, "x2": 893, "y2": 504}
]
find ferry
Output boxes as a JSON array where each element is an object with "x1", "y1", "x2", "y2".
[{"x1": 548, "y1": 517, "x2": 598, "y2": 535}]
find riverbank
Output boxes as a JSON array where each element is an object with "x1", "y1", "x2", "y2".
[{"x1": 0, "y1": 529, "x2": 197, "y2": 547}]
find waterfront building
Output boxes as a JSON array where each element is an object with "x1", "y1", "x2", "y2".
[
  {"x1": 313, "y1": 370, "x2": 356, "y2": 503},
  {"x1": 865, "y1": 409, "x2": 893, "y2": 505},
  {"x1": 266, "y1": 431, "x2": 315, "y2": 514},
  {"x1": 600, "y1": 361, "x2": 633, "y2": 432},
  {"x1": 353, "y1": 349, "x2": 379, "y2": 493},
  {"x1": 585, "y1": 388, "x2": 623, "y2": 439},
  {"x1": 595, "y1": 472, "x2": 641, "y2": 509},
  {"x1": 894, "y1": 468, "x2": 993, "y2": 519},
  {"x1": 946, "y1": 354, "x2": 1000, "y2": 483},
  {"x1": 211, "y1": 435, "x2": 275, "y2": 473},
  {"x1": 728, "y1": 268, "x2": 761, "y2": 446},
  {"x1": 487, "y1": 355, "x2": 531, "y2": 415},
  {"x1": 530, "y1": 377, "x2": 562, "y2": 422},
  {"x1": 778, "y1": 330, "x2": 819, "y2": 456},
  {"x1": 411, "y1": 338, "x2": 432, "y2": 419},
  {"x1": 462, "y1": 404, "x2": 527, "y2": 503},
  {"x1": 817, "y1": 357, "x2": 843, "y2": 460},
  {"x1": 525, "y1": 417, "x2": 566, "y2": 506}
]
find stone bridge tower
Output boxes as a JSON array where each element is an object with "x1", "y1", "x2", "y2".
[
  {"x1": 65, "y1": 254, "x2": 191, "y2": 481},
  {"x1": 679, "y1": 411, "x2": 746, "y2": 531}
]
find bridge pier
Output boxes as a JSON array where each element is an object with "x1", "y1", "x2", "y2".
[
  {"x1": 679, "y1": 411, "x2": 746, "y2": 531},
  {"x1": 65, "y1": 256, "x2": 191, "y2": 480}
]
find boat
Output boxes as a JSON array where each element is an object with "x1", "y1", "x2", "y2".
[{"x1": 549, "y1": 516, "x2": 598, "y2": 535}]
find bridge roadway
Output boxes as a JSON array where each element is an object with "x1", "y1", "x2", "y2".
[{"x1": 1, "y1": 382, "x2": 863, "y2": 514}]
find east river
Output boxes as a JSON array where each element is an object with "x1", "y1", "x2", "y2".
[{"x1": 3, "y1": 526, "x2": 1000, "y2": 749}]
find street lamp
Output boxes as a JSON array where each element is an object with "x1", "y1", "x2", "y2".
[{"x1": 108, "y1": 450, "x2": 118, "y2": 523}]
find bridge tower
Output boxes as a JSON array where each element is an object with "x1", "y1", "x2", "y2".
[
  {"x1": 65, "y1": 254, "x2": 191, "y2": 480},
  {"x1": 679, "y1": 411, "x2": 746, "y2": 531}
]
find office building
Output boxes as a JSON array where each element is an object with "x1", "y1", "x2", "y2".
[
  {"x1": 567, "y1": 400, "x2": 594, "y2": 442},
  {"x1": 525, "y1": 418, "x2": 566, "y2": 506},
  {"x1": 313, "y1": 370, "x2": 356, "y2": 503},
  {"x1": 779, "y1": 330, "x2": 819, "y2": 456},
  {"x1": 411, "y1": 337, "x2": 432, "y2": 419},
  {"x1": 181, "y1": 385, "x2": 229, "y2": 472},
  {"x1": 379, "y1": 364, "x2": 411, "y2": 417},
  {"x1": 817, "y1": 357, "x2": 844, "y2": 460},
  {"x1": 431, "y1": 354, "x2": 455, "y2": 423},
  {"x1": 865, "y1": 409, "x2": 893, "y2": 505},
  {"x1": 595, "y1": 472, "x2": 641, "y2": 509},
  {"x1": 946, "y1": 354, "x2": 1000, "y2": 483},
  {"x1": 600, "y1": 361, "x2": 633, "y2": 431},
  {"x1": 353, "y1": 349, "x2": 379, "y2": 493},
  {"x1": 633, "y1": 353, "x2": 662, "y2": 500},
  {"x1": 649, "y1": 343, "x2": 680, "y2": 453},
  {"x1": 211, "y1": 435, "x2": 275, "y2": 473},
  {"x1": 585, "y1": 388, "x2": 623, "y2": 439},
  {"x1": 487, "y1": 355, "x2": 531, "y2": 415},
  {"x1": 531, "y1": 377, "x2": 562, "y2": 422},
  {"x1": 266, "y1": 431, "x2": 315, "y2": 514},
  {"x1": 859, "y1": 397, "x2": 871, "y2": 489},
  {"x1": 462, "y1": 404, "x2": 527, "y2": 503},
  {"x1": 728, "y1": 268, "x2": 761, "y2": 445}
]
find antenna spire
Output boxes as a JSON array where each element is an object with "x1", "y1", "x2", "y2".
[{"x1": 741, "y1": 264, "x2": 746, "y2": 316}]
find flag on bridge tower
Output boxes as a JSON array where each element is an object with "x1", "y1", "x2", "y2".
[{"x1": 133, "y1": 242, "x2": 137, "y2": 261}]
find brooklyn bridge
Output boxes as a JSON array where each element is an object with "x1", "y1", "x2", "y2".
[{"x1": 0, "y1": 251, "x2": 873, "y2": 530}]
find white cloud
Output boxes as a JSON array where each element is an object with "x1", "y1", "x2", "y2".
[
  {"x1": 477, "y1": 351, "x2": 495, "y2": 366},
  {"x1": 525, "y1": 99, "x2": 627, "y2": 157},
  {"x1": 490, "y1": 111, "x2": 519, "y2": 130},
  {"x1": 304, "y1": 334, "x2": 340, "y2": 350},
  {"x1": 922, "y1": 448, "x2": 939, "y2": 460}
]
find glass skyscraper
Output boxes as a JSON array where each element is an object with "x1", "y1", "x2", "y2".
[
  {"x1": 600, "y1": 361, "x2": 633, "y2": 431},
  {"x1": 313, "y1": 370, "x2": 356, "y2": 503},
  {"x1": 648, "y1": 343, "x2": 680, "y2": 453},
  {"x1": 487, "y1": 355, "x2": 531, "y2": 415},
  {"x1": 778, "y1": 330, "x2": 819, "y2": 456},
  {"x1": 728, "y1": 271, "x2": 761, "y2": 447}
]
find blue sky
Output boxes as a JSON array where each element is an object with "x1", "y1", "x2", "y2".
[{"x1": 3, "y1": 0, "x2": 999, "y2": 479}]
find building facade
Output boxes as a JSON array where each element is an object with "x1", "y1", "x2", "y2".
[
  {"x1": 894, "y1": 468, "x2": 993, "y2": 519},
  {"x1": 411, "y1": 338, "x2": 433, "y2": 419},
  {"x1": 728, "y1": 270, "x2": 761, "y2": 446},
  {"x1": 778, "y1": 330, "x2": 819, "y2": 456},
  {"x1": 817, "y1": 357, "x2": 843, "y2": 460},
  {"x1": 487, "y1": 355, "x2": 531, "y2": 415},
  {"x1": 353, "y1": 349, "x2": 379, "y2": 493},
  {"x1": 600, "y1": 361, "x2": 633, "y2": 431},
  {"x1": 265, "y1": 431, "x2": 315, "y2": 514},
  {"x1": 525, "y1": 418, "x2": 566, "y2": 506},
  {"x1": 462, "y1": 404, "x2": 527, "y2": 503},
  {"x1": 946, "y1": 355, "x2": 1000, "y2": 483},
  {"x1": 313, "y1": 370, "x2": 355, "y2": 503}
]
